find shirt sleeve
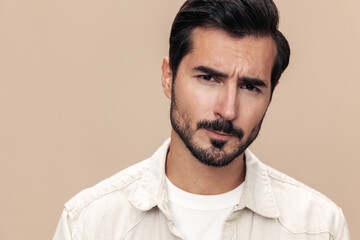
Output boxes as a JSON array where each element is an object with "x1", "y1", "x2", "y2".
[
  {"x1": 53, "y1": 209, "x2": 72, "y2": 240},
  {"x1": 335, "y1": 208, "x2": 350, "y2": 240}
]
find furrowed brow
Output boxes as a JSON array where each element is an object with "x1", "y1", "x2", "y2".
[
  {"x1": 240, "y1": 77, "x2": 268, "y2": 88},
  {"x1": 193, "y1": 66, "x2": 228, "y2": 78}
]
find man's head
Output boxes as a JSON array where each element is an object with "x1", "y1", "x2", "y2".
[
  {"x1": 161, "y1": 0, "x2": 290, "y2": 167},
  {"x1": 169, "y1": 0, "x2": 290, "y2": 93}
]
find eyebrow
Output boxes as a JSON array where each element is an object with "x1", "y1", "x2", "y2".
[
  {"x1": 193, "y1": 66, "x2": 228, "y2": 78},
  {"x1": 241, "y1": 77, "x2": 268, "y2": 88},
  {"x1": 193, "y1": 65, "x2": 268, "y2": 88}
]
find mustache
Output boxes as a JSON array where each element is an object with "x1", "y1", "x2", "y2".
[{"x1": 197, "y1": 119, "x2": 244, "y2": 139}]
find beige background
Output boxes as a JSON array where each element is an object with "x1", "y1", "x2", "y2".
[{"x1": 0, "y1": 0, "x2": 359, "y2": 239}]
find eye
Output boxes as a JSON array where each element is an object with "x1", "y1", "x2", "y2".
[
  {"x1": 198, "y1": 75, "x2": 216, "y2": 82},
  {"x1": 240, "y1": 83, "x2": 260, "y2": 93}
]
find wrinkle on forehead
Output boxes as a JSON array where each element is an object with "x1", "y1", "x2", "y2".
[{"x1": 190, "y1": 28, "x2": 277, "y2": 82}]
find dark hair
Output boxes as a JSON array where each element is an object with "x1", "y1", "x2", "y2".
[{"x1": 169, "y1": 0, "x2": 290, "y2": 92}]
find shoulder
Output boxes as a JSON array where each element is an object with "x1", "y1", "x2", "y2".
[
  {"x1": 64, "y1": 158, "x2": 151, "y2": 218},
  {"x1": 266, "y1": 164, "x2": 347, "y2": 237},
  {"x1": 62, "y1": 139, "x2": 170, "y2": 221}
]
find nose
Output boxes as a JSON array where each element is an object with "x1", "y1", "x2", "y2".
[{"x1": 214, "y1": 83, "x2": 239, "y2": 121}]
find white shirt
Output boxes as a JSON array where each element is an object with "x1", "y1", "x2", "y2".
[
  {"x1": 166, "y1": 177, "x2": 244, "y2": 240},
  {"x1": 54, "y1": 139, "x2": 350, "y2": 239}
]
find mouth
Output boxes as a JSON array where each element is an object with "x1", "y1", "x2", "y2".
[{"x1": 204, "y1": 129, "x2": 234, "y2": 140}]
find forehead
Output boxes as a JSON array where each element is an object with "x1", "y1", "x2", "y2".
[{"x1": 185, "y1": 27, "x2": 277, "y2": 80}]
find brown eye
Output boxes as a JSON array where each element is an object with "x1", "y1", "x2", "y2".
[
  {"x1": 201, "y1": 75, "x2": 214, "y2": 81},
  {"x1": 240, "y1": 83, "x2": 260, "y2": 93},
  {"x1": 245, "y1": 84, "x2": 255, "y2": 90}
]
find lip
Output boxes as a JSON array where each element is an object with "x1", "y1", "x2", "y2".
[{"x1": 204, "y1": 129, "x2": 233, "y2": 141}]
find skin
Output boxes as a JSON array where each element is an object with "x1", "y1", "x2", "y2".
[{"x1": 161, "y1": 28, "x2": 277, "y2": 195}]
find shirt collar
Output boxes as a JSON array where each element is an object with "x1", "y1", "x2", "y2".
[
  {"x1": 128, "y1": 138, "x2": 170, "y2": 211},
  {"x1": 240, "y1": 149, "x2": 280, "y2": 218},
  {"x1": 129, "y1": 139, "x2": 279, "y2": 218}
]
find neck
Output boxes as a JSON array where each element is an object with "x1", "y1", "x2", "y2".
[{"x1": 165, "y1": 130, "x2": 246, "y2": 195}]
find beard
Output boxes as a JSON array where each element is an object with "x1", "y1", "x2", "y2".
[{"x1": 170, "y1": 91, "x2": 264, "y2": 168}]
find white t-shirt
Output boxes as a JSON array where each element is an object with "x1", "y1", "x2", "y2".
[{"x1": 166, "y1": 177, "x2": 244, "y2": 240}]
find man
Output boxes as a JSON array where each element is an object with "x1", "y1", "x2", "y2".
[{"x1": 54, "y1": 0, "x2": 349, "y2": 239}]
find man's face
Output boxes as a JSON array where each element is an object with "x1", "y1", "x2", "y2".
[{"x1": 163, "y1": 28, "x2": 277, "y2": 167}]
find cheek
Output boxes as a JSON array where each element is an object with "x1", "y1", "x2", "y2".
[
  {"x1": 237, "y1": 97, "x2": 269, "y2": 127},
  {"x1": 176, "y1": 83, "x2": 218, "y2": 120}
]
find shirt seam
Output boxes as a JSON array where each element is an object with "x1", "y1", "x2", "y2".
[
  {"x1": 268, "y1": 171, "x2": 338, "y2": 236},
  {"x1": 63, "y1": 208, "x2": 75, "y2": 240},
  {"x1": 267, "y1": 169, "x2": 336, "y2": 206},
  {"x1": 277, "y1": 218, "x2": 335, "y2": 237},
  {"x1": 121, "y1": 211, "x2": 147, "y2": 240},
  {"x1": 67, "y1": 174, "x2": 143, "y2": 217}
]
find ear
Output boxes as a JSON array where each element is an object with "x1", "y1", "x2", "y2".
[{"x1": 161, "y1": 57, "x2": 173, "y2": 99}]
